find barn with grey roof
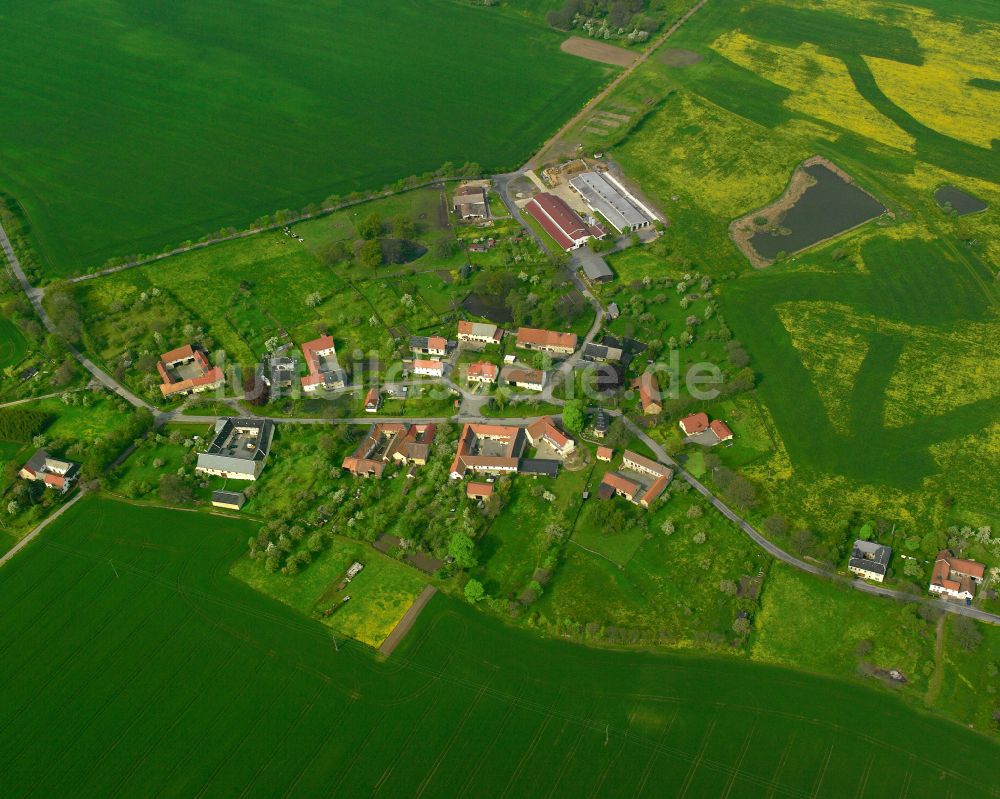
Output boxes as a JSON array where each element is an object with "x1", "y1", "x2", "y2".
[{"x1": 569, "y1": 171, "x2": 653, "y2": 234}]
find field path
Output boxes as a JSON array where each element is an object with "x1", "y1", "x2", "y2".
[
  {"x1": 924, "y1": 615, "x2": 947, "y2": 705},
  {"x1": 527, "y1": 0, "x2": 710, "y2": 169},
  {"x1": 0, "y1": 489, "x2": 86, "y2": 569},
  {"x1": 379, "y1": 585, "x2": 437, "y2": 657}
]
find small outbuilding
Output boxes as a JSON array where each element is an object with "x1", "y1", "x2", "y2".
[{"x1": 211, "y1": 490, "x2": 246, "y2": 511}]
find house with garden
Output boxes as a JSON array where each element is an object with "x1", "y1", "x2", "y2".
[
  {"x1": 157, "y1": 344, "x2": 225, "y2": 398},
  {"x1": 195, "y1": 418, "x2": 274, "y2": 481},
  {"x1": 848, "y1": 540, "x2": 892, "y2": 583},
  {"x1": 343, "y1": 423, "x2": 436, "y2": 478},
  {"x1": 929, "y1": 550, "x2": 985, "y2": 600},
  {"x1": 300, "y1": 335, "x2": 346, "y2": 392},
  {"x1": 19, "y1": 449, "x2": 80, "y2": 493}
]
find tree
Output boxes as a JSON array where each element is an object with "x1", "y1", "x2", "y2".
[
  {"x1": 433, "y1": 235, "x2": 458, "y2": 259},
  {"x1": 661, "y1": 519, "x2": 675, "y2": 536},
  {"x1": 305, "y1": 291, "x2": 323, "y2": 308},
  {"x1": 562, "y1": 400, "x2": 585, "y2": 433},
  {"x1": 358, "y1": 239, "x2": 382, "y2": 268},
  {"x1": 318, "y1": 240, "x2": 351, "y2": 265},
  {"x1": 158, "y1": 474, "x2": 192, "y2": 504},
  {"x1": 243, "y1": 369, "x2": 270, "y2": 406},
  {"x1": 464, "y1": 579, "x2": 486, "y2": 604},
  {"x1": 448, "y1": 532, "x2": 477, "y2": 569},
  {"x1": 357, "y1": 212, "x2": 382, "y2": 240},
  {"x1": 903, "y1": 558, "x2": 923, "y2": 579},
  {"x1": 953, "y1": 616, "x2": 983, "y2": 652},
  {"x1": 790, "y1": 528, "x2": 818, "y2": 557},
  {"x1": 732, "y1": 617, "x2": 751, "y2": 636},
  {"x1": 392, "y1": 215, "x2": 417, "y2": 240},
  {"x1": 763, "y1": 515, "x2": 788, "y2": 538}
]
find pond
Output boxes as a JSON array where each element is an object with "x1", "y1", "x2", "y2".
[
  {"x1": 934, "y1": 184, "x2": 988, "y2": 216},
  {"x1": 749, "y1": 164, "x2": 885, "y2": 261}
]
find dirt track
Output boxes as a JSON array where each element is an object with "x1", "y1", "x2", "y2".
[
  {"x1": 560, "y1": 36, "x2": 637, "y2": 67},
  {"x1": 379, "y1": 585, "x2": 437, "y2": 657}
]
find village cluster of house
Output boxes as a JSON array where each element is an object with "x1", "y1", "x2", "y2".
[{"x1": 847, "y1": 538, "x2": 987, "y2": 600}]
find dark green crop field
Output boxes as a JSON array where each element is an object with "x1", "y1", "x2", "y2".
[
  {"x1": 1, "y1": 495, "x2": 998, "y2": 797},
  {"x1": 0, "y1": 0, "x2": 609, "y2": 278}
]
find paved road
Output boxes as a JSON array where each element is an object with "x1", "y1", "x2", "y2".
[
  {"x1": 0, "y1": 220, "x2": 152, "y2": 411},
  {"x1": 0, "y1": 490, "x2": 86, "y2": 569}
]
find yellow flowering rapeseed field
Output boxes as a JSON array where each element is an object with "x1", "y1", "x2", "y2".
[{"x1": 711, "y1": 30, "x2": 914, "y2": 151}]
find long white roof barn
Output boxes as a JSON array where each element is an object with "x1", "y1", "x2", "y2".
[{"x1": 569, "y1": 171, "x2": 651, "y2": 233}]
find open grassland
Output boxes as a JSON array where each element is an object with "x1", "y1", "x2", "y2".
[
  {"x1": 1, "y1": 495, "x2": 998, "y2": 797},
  {"x1": 1, "y1": 0, "x2": 610, "y2": 278},
  {"x1": 232, "y1": 536, "x2": 429, "y2": 648},
  {"x1": 0, "y1": 317, "x2": 28, "y2": 371}
]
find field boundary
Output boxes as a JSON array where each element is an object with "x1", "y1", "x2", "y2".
[{"x1": 379, "y1": 585, "x2": 437, "y2": 657}]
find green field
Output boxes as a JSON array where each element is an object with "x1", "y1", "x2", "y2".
[
  {"x1": 0, "y1": 317, "x2": 28, "y2": 370},
  {"x1": 0, "y1": 0, "x2": 610, "y2": 278},
  {"x1": 1, "y1": 495, "x2": 999, "y2": 797}
]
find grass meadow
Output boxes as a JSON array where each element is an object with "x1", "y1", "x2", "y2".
[
  {"x1": 0, "y1": 317, "x2": 28, "y2": 371},
  {"x1": 0, "y1": 0, "x2": 610, "y2": 278},
  {"x1": 1, "y1": 495, "x2": 998, "y2": 797}
]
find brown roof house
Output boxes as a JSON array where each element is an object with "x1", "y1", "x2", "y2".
[
  {"x1": 633, "y1": 372, "x2": 662, "y2": 415},
  {"x1": 679, "y1": 413, "x2": 734, "y2": 446},
  {"x1": 343, "y1": 423, "x2": 436, "y2": 478},
  {"x1": 19, "y1": 450, "x2": 80, "y2": 493},
  {"x1": 301, "y1": 335, "x2": 346, "y2": 392},
  {"x1": 599, "y1": 449, "x2": 672, "y2": 509},
  {"x1": 929, "y1": 550, "x2": 985, "y2": 600},
  {"x1": 525, "y1": 416, "x2": 575, "y2": 459},
  {"x1": 364, "y1": 388, "x2": 382, "y2": 413},
  {"x1": 466, "y1": 361, "x2": 499, "y2": 384},
  {"x1": 157, "y1": 344, "x2": 224, "y2": 398},
  {"x1": 466, "y1": 482, "x2": 494, "y2": 500}
]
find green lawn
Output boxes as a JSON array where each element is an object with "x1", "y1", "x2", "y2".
[
  {"x1": 1, "y1": 0, "x2": 611, "y2": 278},
  {"x1": 232, "y1": 535, "x2": 429, "y2": 647},
  {"x1": 0, "y1": 317, "x2": 28, "y2": 370},
  {"x1": 3, "y1": 494, "x2": 998, "y2": 796}
]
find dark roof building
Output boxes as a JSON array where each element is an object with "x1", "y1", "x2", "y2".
[
  {"x1": 518, "y1": 458, "x2": 560, "y2": 477},
  {"x1": 848, "y1": 540, "x2": 892, "y2": 583},
  {"x1": 575, "y1": 246, "x2": 614, "y2": 283},
  {"x1": 195, "y1": 418, "x2": 274, "y2": 480}
]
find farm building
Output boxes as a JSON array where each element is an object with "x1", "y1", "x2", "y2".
[
  {"x1": 450, "y1": 423, "x2": 526, "y2": 478},
  {"x1": 929, "y1": 551, "x2": 985, "y2": 600},
  {"x1": 157, "y1": 344, "x2": 225, "y2": 398},
  {"x1": 196, "y1": 418, "x2": 274, "y2": 481},
  {"x1": 457, "y1": 320, "x2": 503, "y2": 344},
  {"x1": 597, "y1": 446, "x2": 613, "y2": 462},
  {"x1": 19, "y1": 449, "x2": 80, "y2": 493},
  {"x1": 502, "y1": 366, "x2": 546, "y2": 392},
  {"x1": 568, "y1": 171, "x2": 654, "y2": 234},
  {"x1": 574, "y1": 246, "x2": 614, "y2": 283},
  {"x1": 525, "y1": 192, "x2": 605, "y2": 251},
  {"x1": 515, "y1": 327, "x2": 577, "y2": 355},
  {"x1": 300, "y1": 335, "x2": 347, "y2": 392},
  {"x1": 453, "y1": 185, "x2": 489, "y2": 219},
  {"x1": 583, "y1": 342, "x2": 623, "y2": 363},
  {"x1": 848, "y1": 540, "x2": 892, "y2": 583},
  {"x1": 211, "y1": 491, "x2": 246, "y2": 511},
  {"x1": 343, "y1": 423, "x2": 436, "y2": 478},
  {"x1": 364, "y1": 388, "x2": 382, "y2": 413}
]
